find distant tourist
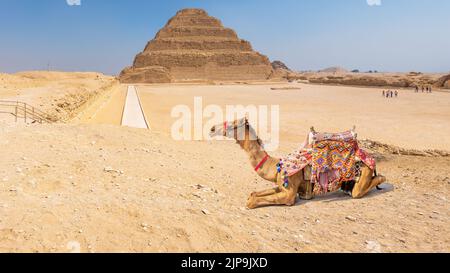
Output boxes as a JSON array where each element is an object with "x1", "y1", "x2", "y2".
[
  {"x1": 395, "y1": 91, "x2": 398, "y2": 98},
  {"x1": 429, "y1": 86, "x2": 432, "y2": 93},
  {"x1": 415, "y1": 86, "x2": 419, "y2": 93},
  {"x1": 382, "y1": 90, "x2": 386, "y2": 97},
  {"x1": 390, "y1": 90, "x2": 394, "y2": 98}
]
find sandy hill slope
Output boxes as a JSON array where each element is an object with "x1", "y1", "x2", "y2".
[
  {"x1": 0, "y1": 71, "x2": 117, "y2": 122},
  {"x1": 119, "y1": 8, "x2": 273, "y2": 83},
  {"x1": 0, "y1": 123, "x2": 448, "y2": 253}
]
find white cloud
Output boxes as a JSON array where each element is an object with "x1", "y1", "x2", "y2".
[
  {"x1": 367, "y1": 0, "x2": 382, "y2": 6},
  {"x1": 66, "y1": 0, "x2": 81, "y2": 6}
]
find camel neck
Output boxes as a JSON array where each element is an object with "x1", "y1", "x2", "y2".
[
  {"x1": 244, "y1": 140, "x2": 278, "y2": 182},
  {"x1": 246, "y1": 140, "x2": 267, "y2": 161}
]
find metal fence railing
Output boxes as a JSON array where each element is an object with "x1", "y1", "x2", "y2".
[{"x1": 0, "y1": 100, "x2": 54, "y2": 124}]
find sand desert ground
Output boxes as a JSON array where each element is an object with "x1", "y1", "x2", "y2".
[
  {"x1": 76, "y1": 82, "x2": 450, "y2": 151},
  {"x1": 0, "y1": 72, "x2": 449, "y2": 253},
  {"x1": 1, "y1": 5, "x2": 449, "y2": 254}
]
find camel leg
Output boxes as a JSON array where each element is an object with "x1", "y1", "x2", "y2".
[
  {"x1": 247, "y1": 188, "x2": 297, "y2": 209},
  {"x1": 352, "y1": 167, "x2": 386, "y2": 199},
  {"x1": 298, "y1": 179, "x2": 314, "y2": 200},
  {"x1": 250, "y1": 187, "x2": 278, "y2": 198}
]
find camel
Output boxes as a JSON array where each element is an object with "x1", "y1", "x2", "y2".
[{"x1": 209, "y1": 117, "x2": 387, "y2": 209}]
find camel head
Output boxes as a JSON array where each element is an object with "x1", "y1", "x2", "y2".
[
  {"x1": 210, "y1": 117, "x2": 248, "y2": 139},
  {"x1": 210, "y1": 117, "x2": 263, "y2": 151}
]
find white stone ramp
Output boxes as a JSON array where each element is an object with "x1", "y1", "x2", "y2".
[{"x1": 121, "y1": 86, "x2": 149, "y2": 129}]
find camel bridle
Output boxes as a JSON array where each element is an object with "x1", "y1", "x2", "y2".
[
  {"x1": 223, "y1": 120, "x2": 247, "y2": 138},
  {"x1": 222, "y1": 120, "x2": 269, "y2": 172}
]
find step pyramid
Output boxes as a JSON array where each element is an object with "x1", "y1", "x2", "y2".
[{"x1": 119, "y1": 9, "x2": 274, "y2": 83}]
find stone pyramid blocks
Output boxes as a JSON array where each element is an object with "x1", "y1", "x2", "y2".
[{"x1": 119, "y1": 8, "x2": 273, "y2": 83}]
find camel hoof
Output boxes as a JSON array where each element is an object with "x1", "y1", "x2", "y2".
[{"x1": 246, "y1": 197, "x2": 257, "y2": 209}]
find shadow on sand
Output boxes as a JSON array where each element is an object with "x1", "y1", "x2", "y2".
[{"x1": 296, "y1": 183, "x2": 395, "y2": 205}]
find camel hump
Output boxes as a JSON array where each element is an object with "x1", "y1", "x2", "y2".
[
  {"x1": 310, "y1": 126, "x2": 356, "y2": 135},
  {"x1": 307, "y1": 126, "x2": 358, "y2": 145}
]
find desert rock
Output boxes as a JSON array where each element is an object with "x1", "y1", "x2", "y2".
[
  {"x1": 271, "y1": 61, "x2": 291, "y2": 72},
  {"x1": 318, "y1": 66, "x2": 349, "y2": 74},
  {"x1": 435, "y1": 74, "x2": 450, "y2": 89},
  {"x1": 291, "y1": 71, "x2": 444, "y2": 89}
]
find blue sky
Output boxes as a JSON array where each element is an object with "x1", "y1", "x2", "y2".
[{"x1": 1, "y1": 0, "x2": 449, "y2": 75}]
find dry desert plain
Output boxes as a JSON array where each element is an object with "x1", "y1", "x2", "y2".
[{"x1": 0, "y1": 72, "x2": 449, "y2": 252}]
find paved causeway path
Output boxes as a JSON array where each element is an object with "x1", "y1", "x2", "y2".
[{"x1": 121, "y1": 86, "x2": 149, "y2": 129}]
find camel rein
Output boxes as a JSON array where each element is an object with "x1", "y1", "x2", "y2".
[{"x1": 254, "y1": 153, "x2": 269, "y2": 172}]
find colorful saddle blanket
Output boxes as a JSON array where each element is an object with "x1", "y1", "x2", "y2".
[
  {"x1": 281, "y1": 130, "x2": 376, "y2": 195},
  {"x1": 311, "y1": 140, "x2": 357, "y2": 195}
]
